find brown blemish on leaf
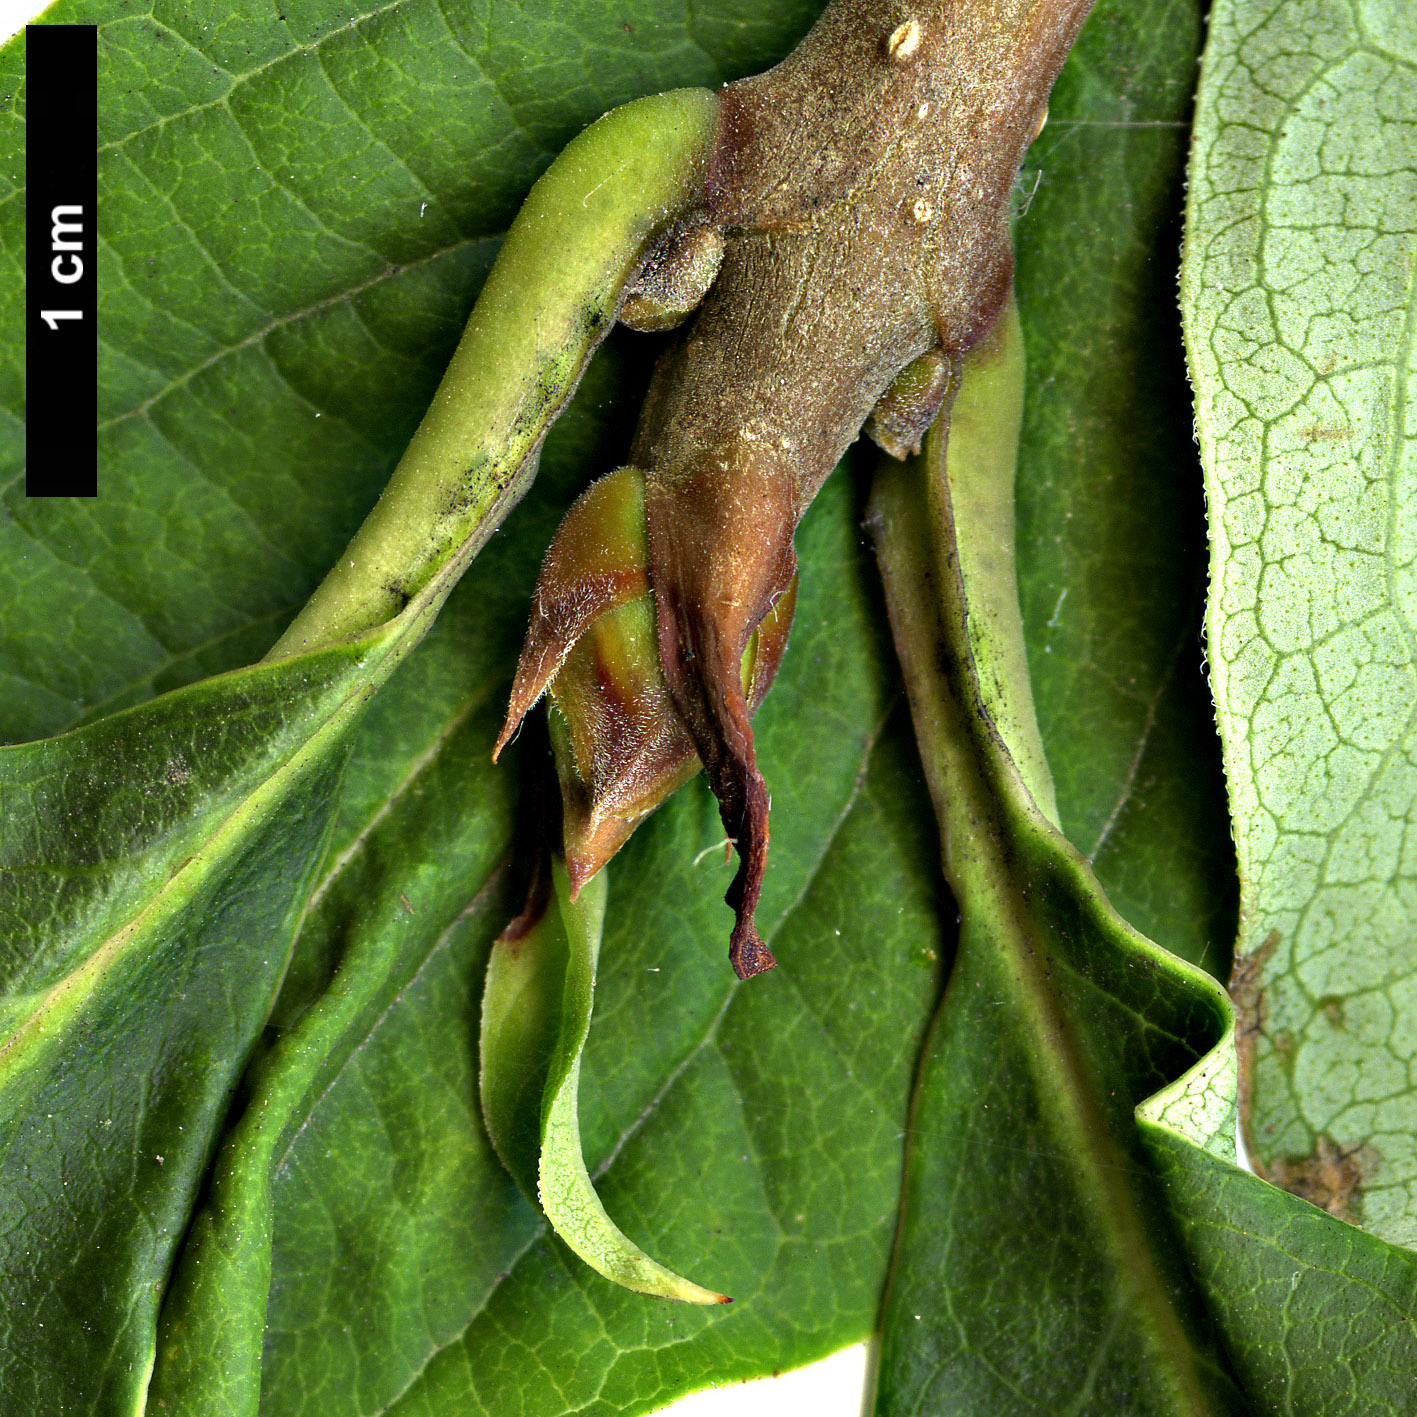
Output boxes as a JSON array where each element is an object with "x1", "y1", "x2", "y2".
[
  {"x1": 1268, "y1": 1135, "x2": 1380, "y2": 1225},
  {"x1": 1229, "y1": 929, "x2": 1278, "y2": 1160},
  {"x1": 1297, "y1": 425, "x2": 1352, "y2": 441},
  {"x1": 1229, "y1": 936, "x2": 1381, "y2": 1224}
]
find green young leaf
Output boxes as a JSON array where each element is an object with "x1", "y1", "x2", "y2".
[
  {"x1": 1181, "y1": 0, "x2": 1417, "y2": 1246},
  {"x1": 482, "y1": 860, "x2": 730, "y2": 1304},
  {"x1": 238, "y1": 469, "x2": 947, "y2": 1417}
]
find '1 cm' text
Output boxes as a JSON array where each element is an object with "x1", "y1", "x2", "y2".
[{"x1": 41, "y1": 206, "x2": 86, "y2": 330}]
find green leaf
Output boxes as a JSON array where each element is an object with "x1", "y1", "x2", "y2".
[
  {"x1": 1142, "y1": 1125, "x2": 1417, "y2": 1414},
  {"x1": 243, "y1": 466, "x2": 943, "y2": 1417},
  {"x1": 868, "y1": 312, "x2": 1248, "y2": 1415},
  {"x1": 0, "y1": 610, "x2": 416, "y2": 1415},
  {"x1": 7, "y1": 6, "x2": 948, "y2": 1387},
  {"x1": 481, "y1": 861, "x2": 729, "y2": 1304},
  {"x1": 1181, "y1": 0, "x2": 1417, "y2": 1247},
  {"x1": 4, "y1": 0, "x2": 1415, "y2": 1413},
  {"x1": 3, "y1": 21, "x2": 726, "y2": 1410},
  {"x1": 863, "y1": 8, "x2": 1249, "y2": 1396}
]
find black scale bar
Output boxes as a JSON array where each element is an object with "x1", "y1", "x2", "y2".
[{"x1": 26, "y1": 24, "x2": 97, "y2": 497}]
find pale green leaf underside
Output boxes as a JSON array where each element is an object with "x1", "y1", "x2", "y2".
[{"x1": 1182, "y1": 0, "x2": 1417, "y2": 1245}]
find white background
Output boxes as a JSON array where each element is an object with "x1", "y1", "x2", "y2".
[{"x1": 4, "y1": 0, "x2": 868, "y2": 1409}]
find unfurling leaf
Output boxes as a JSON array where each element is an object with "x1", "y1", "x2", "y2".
[{"x1": 480, "y1": 863, "x2": 729, "y2": 1304}]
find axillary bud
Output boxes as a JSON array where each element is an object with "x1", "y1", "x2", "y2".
[
  {"x1": 619, "y1": 223, "x2": 726, "y2": 333},
  {"x1": 495, "y1": 467, "x2": 795, "y2": 896}
]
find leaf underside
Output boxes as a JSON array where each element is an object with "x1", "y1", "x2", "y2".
[{"x1": 1182, "y1": 0, "x2": 1417, "y2": 1252}]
